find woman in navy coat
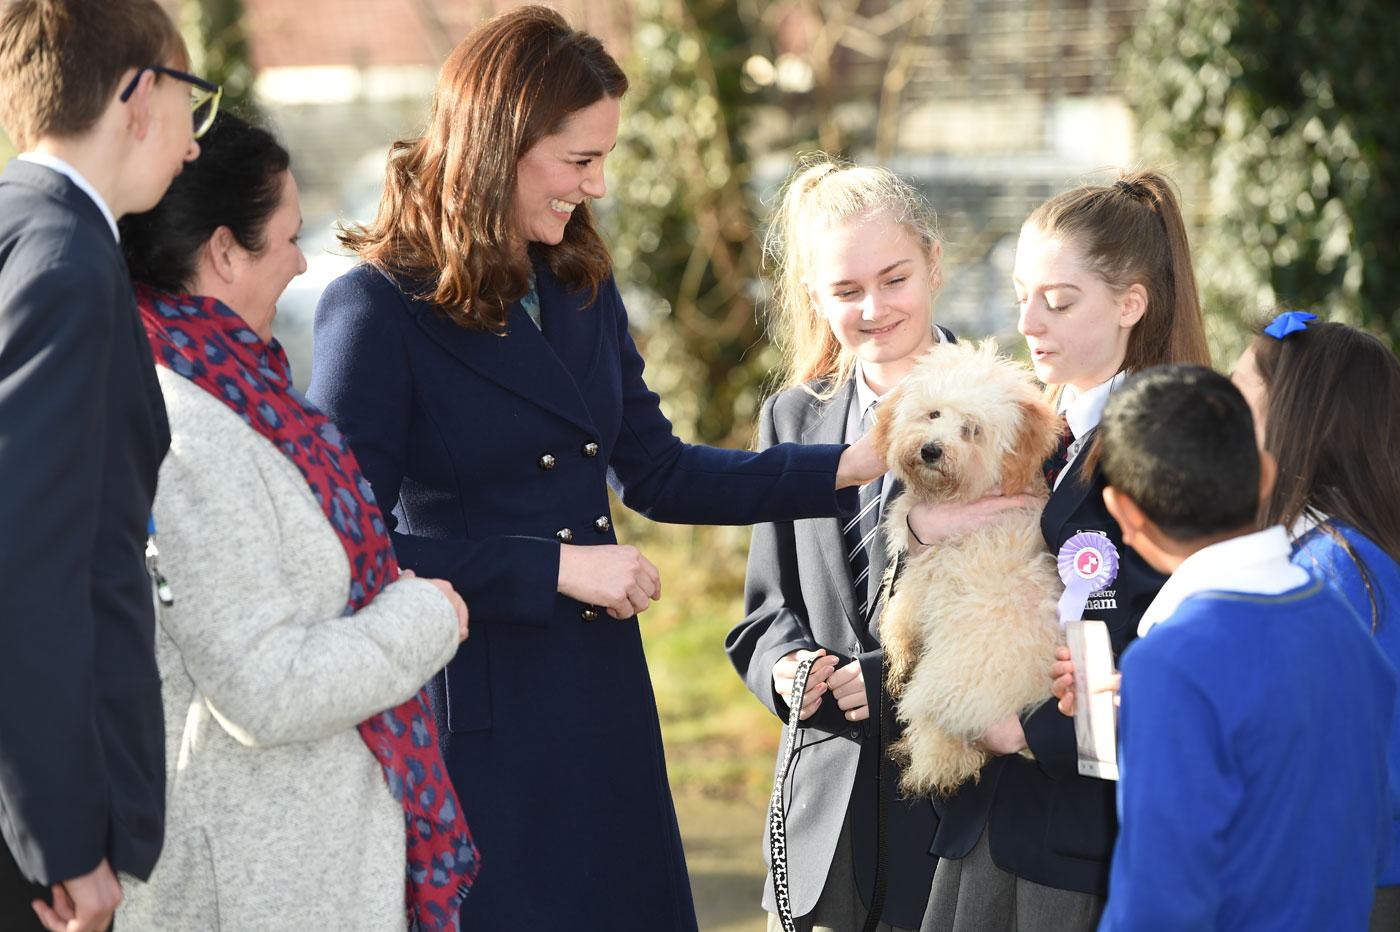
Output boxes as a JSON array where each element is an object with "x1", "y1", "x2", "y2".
[{"x1": 307, "y1": 9, "x2": 874, "y2": 931}]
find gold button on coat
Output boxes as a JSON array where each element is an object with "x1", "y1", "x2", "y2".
[
  {"x1": 593, "y1": 516, "x2": 611, "y2": 533},
  {"x1": 555, "y1": 528, "x2": 574, "y2": 543},
  {"x1": 581, "y1": 441, "x2": 599, "y2": 458},
  {"x1": 538, "y1": 454, "x2": 556, "y2": 470}
]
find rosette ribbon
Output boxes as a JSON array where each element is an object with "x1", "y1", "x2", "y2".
[{"x1": 1057, "y1": 532, "x2": 1121, "y2": 625}]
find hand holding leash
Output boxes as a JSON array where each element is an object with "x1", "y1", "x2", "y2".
[
  {"x1": 773, "y1": 649, "x2": 839, "y2": 719},
  {"x1": 827, "y1": 660, "x2": 870, "y2": 722}
]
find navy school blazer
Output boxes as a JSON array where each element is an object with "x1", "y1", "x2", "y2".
[
  {"x1": 929, "y1": 430, "x2": 1168, "y2": 896},
  {"x1": 0, "y1": 160, "x2": 170, "y2": 884}
]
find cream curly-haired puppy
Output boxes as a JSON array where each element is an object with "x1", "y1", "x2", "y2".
[{"x1": 870, "y1": 340, "x2": 1064, "y2": 796}]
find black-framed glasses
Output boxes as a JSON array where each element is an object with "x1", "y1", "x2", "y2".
[{"x1": 119, "y1": 66, "x2": 223, "y2": 140}]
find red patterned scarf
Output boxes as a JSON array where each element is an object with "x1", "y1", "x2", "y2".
[{"x1": 137, "y1": 285, "x2": 478, "y2": 930}]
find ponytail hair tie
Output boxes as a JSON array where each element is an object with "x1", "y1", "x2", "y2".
[
  {"x1": 1114, "y1": 178, "x2": 1145, "y2": 198},
  {"x1": 1263, "y1": 310, "x2": 1318, "y2": 340}
]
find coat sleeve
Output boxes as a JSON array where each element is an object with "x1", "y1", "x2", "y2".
[
  {"x1": 603, "y1": 281, "x2": 858, "y2": 525},
  {"x1": 153, "y1": 396, "x2": 461, "y2": 748},
  {"x1": 308, "y1": 269, "x2": 561, "y2": 628},
  {"x1": 0, "y1": 260, "x2": 116, "y2": 884},
  {"x1": 724, "y1": 395, "x2": 856, "y2": 736}
]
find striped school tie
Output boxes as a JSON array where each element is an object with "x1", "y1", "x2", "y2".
[{"x1": 844, "y1": 404, "x2": 882, "y2": 618}]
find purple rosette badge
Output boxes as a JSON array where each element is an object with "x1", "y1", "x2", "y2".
[{"x1": 1057, "y1": 532, "x2": 1120, "y2": 625}]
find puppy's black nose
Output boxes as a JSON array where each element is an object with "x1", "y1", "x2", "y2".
[{"x1": 920, "y1": 442, "x2": 942, "y2": 463}]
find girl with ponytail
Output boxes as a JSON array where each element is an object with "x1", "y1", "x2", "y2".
[{"x1": 912, "y1": 169, "x2": 1210, "y2": 932}]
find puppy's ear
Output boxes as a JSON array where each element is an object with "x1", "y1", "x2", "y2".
[
  {"x1": 869, "y1": 382, "x2": 904, "y2": 464},
  {"x1": 1000, "y1": 399, "x2": 1061, "y2": 495}
]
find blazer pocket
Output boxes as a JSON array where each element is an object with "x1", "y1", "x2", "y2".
[
  {"x1": 1044, "y1": 778, "x2": 1118, "y2": 863},
  {"x1": 446, "y1": 628, "x2": 492, "y2": 733}
]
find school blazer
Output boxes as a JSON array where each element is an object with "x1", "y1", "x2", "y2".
[
  {"x1": 726, "y1": 338, "x2": 956, "y2": 928},
  {"x1": 0, "y1": 160, "x2": 170, "y2": 884},
  {"x1": 929, "y1": 432, "x2": 1167, "y2": 896}
]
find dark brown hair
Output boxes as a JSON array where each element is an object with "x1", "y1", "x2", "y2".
[
  {"x1": 121, "y1": 113, "x2": 290, "y2": 294},
  {"x1": 0, "y1": 0, "x2": 186, "y2": 150},
  {"x1": 340, "y1": 5, "x2": 627, "y2": 332},
  {"x1": 1249, "y1": 319, "x2": 1400, "y2": 630}
]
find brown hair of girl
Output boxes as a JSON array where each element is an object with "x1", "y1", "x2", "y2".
[
  {"x1": 339, "y1": 5, "x2": 627, "y2": 332},
  {"x1": 1249, "y1": 319, "x2": 1400, "y2": 630},
  {"x1": 1026, "y1": 170, "x2": 1211, "y2": 477},
  {"x1": 1026, "y1": 170, "x2": 1211, "y2": 378}
]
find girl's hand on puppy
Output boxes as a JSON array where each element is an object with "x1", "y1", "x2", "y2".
[
  {"x1": 773, "y1": 649, "x2": 841, "y2": 719},
  {"x1": 977, "y1": 714, "x2": 1028, "y2": 756},
  {"x1": 906, "y1": 492, "x2": 1041, "y2": 555},
  {"x1": 827, "y1": 660, "x2": 870, "y2": 722},
  {"x1": 557, "y1": 543, "x2": 661, "y2": 619},
  {"x1": 836, "y1": 431, "x2": 886, "y2": 489}
]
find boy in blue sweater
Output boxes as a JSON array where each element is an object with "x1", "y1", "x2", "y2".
[{"x1": 1093, "y1": 365, "x2": 1396, "y2": 931}]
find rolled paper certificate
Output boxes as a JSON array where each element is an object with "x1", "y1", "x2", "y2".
[{"x1": 1057, "y1": 531, "x2": 1120, "y2": 625}]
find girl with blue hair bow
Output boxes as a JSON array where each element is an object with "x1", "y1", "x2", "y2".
[{"x1": 1230, "y1": 311, "x2": 1400, "y2": 931}]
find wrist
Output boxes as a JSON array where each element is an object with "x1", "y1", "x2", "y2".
[{"x1": 906, "y1": 512, "x2": 929, "y2": 547}]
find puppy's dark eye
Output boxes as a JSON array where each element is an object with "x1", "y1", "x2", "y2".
[
  {"x1": 928, "y1": 410, "x2": 941, "y2": 420},
  {"x1": 961, "y1": 421, "x2": 982, "y2": 441}
]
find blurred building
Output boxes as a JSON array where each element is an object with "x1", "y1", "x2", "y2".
[{"x1": 235, "y1": 0, "x2": 1146, "y2": 377}]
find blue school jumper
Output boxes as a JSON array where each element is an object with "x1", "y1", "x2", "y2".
[
  {"x1": 1101, "y1": 576, "x2": 1396, "y2": 931},
  {"x1": 1294, "y1": 520, "x2": 1400, "y2": 886}
]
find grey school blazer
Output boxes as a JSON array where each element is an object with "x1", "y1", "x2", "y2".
[{"x1": 726, "y1": 369, "x2": 943, "y2": 928}]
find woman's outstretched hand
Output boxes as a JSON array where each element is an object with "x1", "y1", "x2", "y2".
[
  {"x1": 836, "y1": 430, "x2": 886, "y2": 489},
  {"x1": 558, "y1": 543, "x2": 661, "y2": 619}
]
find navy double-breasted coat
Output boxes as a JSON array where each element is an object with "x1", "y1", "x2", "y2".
[{"x1": 308, "y1": 260, "x2": 855, "y2": 931}]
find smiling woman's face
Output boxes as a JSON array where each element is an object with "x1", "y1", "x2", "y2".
[
  {"x1": 805, "y1": 210, "x2": 940, "y2": 370},
  {"x1": 512, "y1": 96, "x2": 620, "y2": 247}
]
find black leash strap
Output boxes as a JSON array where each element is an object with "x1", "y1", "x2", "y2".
[{"x1": 769, "y1": 655, "x2": 816, "y2": 932}]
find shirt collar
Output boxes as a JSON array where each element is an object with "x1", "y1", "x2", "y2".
[
  {"x1": 1059, "y1": 370, "x2": 1126, "y2": 441},
  {"x1": 1137, "y1": 525, "x2": 1311, "y2": 637},
  {"x1": 17, "y1": 152, "x2": 120, "y2": 242}
]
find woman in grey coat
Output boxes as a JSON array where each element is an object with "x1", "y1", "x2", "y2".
[{"x1": 114, "y1": 114, "x2": 477, "y2": 931}]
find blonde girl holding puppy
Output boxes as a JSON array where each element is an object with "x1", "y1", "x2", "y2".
[
  {"x1": 728, "y1": 156, "x2": 1002, "y2": 932},
  {"x1": 908, "y1": 171, "x2": 1210, "y2": 932}
]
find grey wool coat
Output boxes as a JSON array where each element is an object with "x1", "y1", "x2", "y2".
[{"x1": 117, "y1": 370, "x2": 461, "y2": 931}]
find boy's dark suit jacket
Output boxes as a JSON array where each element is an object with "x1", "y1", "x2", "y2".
[
  {"x1": 0, "y1": 161, "x2": 170, "y2": 886},
  {"x1": 929, "y1": 431, "x2": 1167, "y2": 895},
  {"x1": 726, "y1": 334, "x2": 956, "y2": 929}
]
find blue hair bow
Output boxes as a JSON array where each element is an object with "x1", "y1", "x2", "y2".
[{"x1": 1263, "y1": 310, "x2": 1317, "y2": 340}]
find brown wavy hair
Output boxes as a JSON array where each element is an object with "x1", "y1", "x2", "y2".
[
  {"x1": 1249, "y1": 319, "x2": 1400, "y2": 631},
  {"x1": 339, "y1": 5, "x2": 627, "y2": 332}
]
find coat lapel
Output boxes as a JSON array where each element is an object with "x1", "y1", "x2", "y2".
[
  {"x1": 801, "y1": 381, "x2": 864, "y2": 640},
  {"x1": 395, "y1": 269, "x2": 599, "y2": 435},
  {"x1": 1041, "y1": 426, "x2": 1100, "y2": 544}
]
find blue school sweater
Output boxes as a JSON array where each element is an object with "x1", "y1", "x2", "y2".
[
  {"x1": 1101, "y1": 577, "x2": 1396, "y2": 931},
  {"x1": 1295, "y1": 520, "x2": 1400, "y2": 886}
]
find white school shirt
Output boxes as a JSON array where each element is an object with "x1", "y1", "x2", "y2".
[
  {"x1": 17, "y1": 152, "x2": 120, "y2": 241},
  {"x1": 1136, "y1": 526, "x2": 1310, "y2": 637}
]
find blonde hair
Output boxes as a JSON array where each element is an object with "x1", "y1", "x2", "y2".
[{"x1": 764, "y1": 154, "x2": 940, "y2": 397}]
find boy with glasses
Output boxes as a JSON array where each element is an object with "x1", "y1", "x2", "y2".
[{"x1": 0, "y1": 2, "x2": 216, "y2": 930}]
